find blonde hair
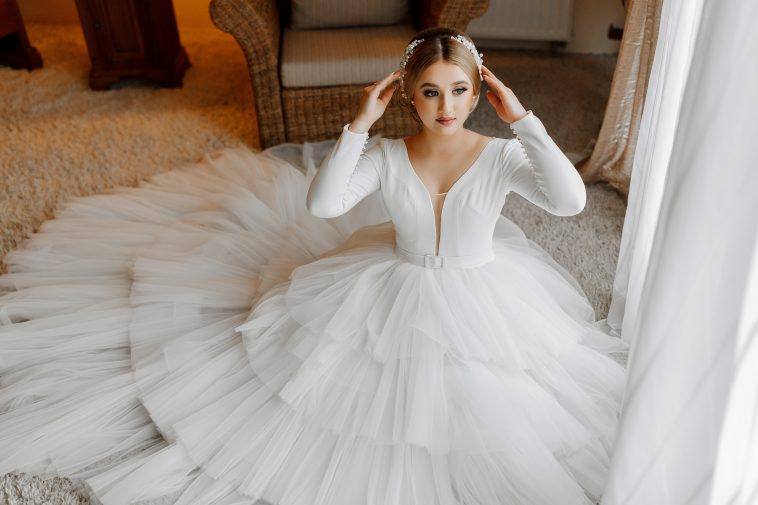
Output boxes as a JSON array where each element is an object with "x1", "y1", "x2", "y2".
[{"x1": 398, "y1": 27, "x2": 482, "y2": 125}]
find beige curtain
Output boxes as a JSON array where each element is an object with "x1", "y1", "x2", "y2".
[{"x1": 576, "y1": 0, "x2": 664, "y2": 203}]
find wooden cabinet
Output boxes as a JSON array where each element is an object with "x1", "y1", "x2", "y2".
[
  {"x1": 74, "y1": 0, "x2": 190, "y2": 90},
  {"x1": 0, "y1": 0, "x2": 43, "y2": 70}
]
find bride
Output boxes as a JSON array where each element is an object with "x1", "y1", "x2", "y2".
[{"x1": 0, "y1": 26, "x2": 629, "y2": 505}]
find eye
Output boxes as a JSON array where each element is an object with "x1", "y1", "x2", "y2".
[{"x1": 422, "y1": 88, "x2": 468, "y2": 97}]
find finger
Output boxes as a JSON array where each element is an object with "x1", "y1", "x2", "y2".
[
  {"x1": 379, "y1": 83, "x2": 397, "y2": 102},
  {"x1": 485, "y1": 90, "x2": 500, "y2": 108},
  {"x1": 483, "y1": 74, "x2": 505, "y2": 95},
  {"x1": 380, "y1": 70, "x2": 401, "y2": 87},
  {"x1": 482, "y1": 73, "x2": 498, "y2": 86},
  {"x1": 371, "y1": 74, "x2": 397, "y2": 96},
  {"x1": 483, "y1": 73, "x2": 502, "y2": 86}
]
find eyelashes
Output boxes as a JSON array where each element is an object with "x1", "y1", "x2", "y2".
[{"x1": 422, "y1": 88, "x2": 468, "y2": 97}]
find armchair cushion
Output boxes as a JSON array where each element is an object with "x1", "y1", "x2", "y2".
[
  {"x1": 281, "y1": 24, "x2": 417, "y2": 87},
  {"x1": 291, "y1": 0, "x2": 411, "y2": 29}
]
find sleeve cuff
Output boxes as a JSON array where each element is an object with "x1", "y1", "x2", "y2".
[
  {"x1": 342, "y1": 123, "x2": 371, "y2": 154},
  {"x1": 344, "y1": 123, "x2": 370, "y2": 137},
  {"x1": 509, "y1": 110, "x2": 547, "y2": 138},
  {"x1": 508, "y1": 109, "x2": 535, "y2": 128}
]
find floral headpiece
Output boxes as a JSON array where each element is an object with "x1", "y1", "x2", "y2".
[{"x1": 399, "y1": 34, "x2": 484, "y2": 101}]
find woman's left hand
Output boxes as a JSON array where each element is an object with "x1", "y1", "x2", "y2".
[{"x1": 482, "y1": 65, "x2": 528, "y2": 124}]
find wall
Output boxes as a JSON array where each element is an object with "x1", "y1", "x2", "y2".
[
  {"x1": 566, "y1": 0, "x2": 627, "y2": 54},
  {"x1": 470, "y1": 0, "x2": 627, "y2": 54}
]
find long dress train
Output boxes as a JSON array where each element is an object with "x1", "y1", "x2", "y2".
[{"x1": 0, "y1": 111, "x2": 629, "y2": 505}]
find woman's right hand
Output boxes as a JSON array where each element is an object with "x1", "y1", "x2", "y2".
[{"x1": 350, "y1": 70, "x2": 401, "y2": 133}]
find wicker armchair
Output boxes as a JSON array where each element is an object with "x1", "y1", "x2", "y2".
[{"x1": 209, "y1": 0, "x2": 489, "y2": 148}]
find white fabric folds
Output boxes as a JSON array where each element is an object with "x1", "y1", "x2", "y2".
[{"x1": 0, "y1": 128, "x2": 628, "y2": 504}]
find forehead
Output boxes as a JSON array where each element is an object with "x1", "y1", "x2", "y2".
[{"x1": 416, "y1": 61, "x2": 471, "y2": 86}]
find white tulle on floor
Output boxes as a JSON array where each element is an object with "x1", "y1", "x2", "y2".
[{"x1": 0, "y1": 137, "x2": 628, "y2": 505}]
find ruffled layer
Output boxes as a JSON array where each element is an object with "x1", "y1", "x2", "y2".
[
  {"x1": 0, "y1": 197, "x2": 175, "y2": 479},
  {"x1": 96, "y1": 345, "x2": 608, "y2": 505},
  {"x1": 0, "y1": 141, "x2": 628, "y2": 505},
  {"x1": 121, "y1": 166, "x2": 627, "y2": 504},
  {"x1": 230, "y1": 219, "x2": 627, "y2": 454},
  {"x1": 0, "y1": 145, "x2": 357, "y2": 482}
]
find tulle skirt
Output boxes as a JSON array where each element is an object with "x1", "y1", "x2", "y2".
[{"x1": 0, "y1": 138, "x2": 629, "y2": 505}]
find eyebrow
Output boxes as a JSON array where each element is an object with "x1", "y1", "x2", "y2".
[{"x1": 419, "y1": 80, "x2": 469, "y2": 88}]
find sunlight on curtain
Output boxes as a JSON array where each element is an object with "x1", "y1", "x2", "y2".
[
  {"x1": 709, "y1": 238, "x2": 758, "y2": 505},
  {"x1": 601, "y1": 0, "x2": 758, "y2": 503},
  {"x1": 601, "y1": 0, "x2": 703, "y2": 344}
]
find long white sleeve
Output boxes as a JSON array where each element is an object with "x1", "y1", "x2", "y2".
[
  {"x1": 306, "y1": 123, "x2": 383, "y2": 219},
  {"x1": 502, "y1": 110, "x2": 587, "y2": 216}
]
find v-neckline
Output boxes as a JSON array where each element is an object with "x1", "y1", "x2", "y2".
[
  {"x1": 400, "y1": 137, "x2": 496, "y2": 199},
  {"x1": 399, "y1": 136, "x2": 497, "y2": 256}
]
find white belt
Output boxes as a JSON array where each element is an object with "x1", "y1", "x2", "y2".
[{"x1": 394, "y1": 246, "x2": 494, "y2": 269}]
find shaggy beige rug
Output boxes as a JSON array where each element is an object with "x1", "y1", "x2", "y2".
[
  {"x1": 0, "y1": 22, "x2": 624, "y2": 504},
  {"x1": 0, "y1": 23, "x2": 258, "y2": 273}
]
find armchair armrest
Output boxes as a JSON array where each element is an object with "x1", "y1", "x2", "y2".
[
  {"x1": 413, "y1": 0, "x2": 490, "y2": 31},
  {"x1": 210, "y1": 0, "x2": 280, "y2": 55},
  {"x1": 210, "y1": 0, "x2": 286, "y2": 146}
]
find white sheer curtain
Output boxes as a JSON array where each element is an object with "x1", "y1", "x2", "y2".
[
  {"x1": 600, "y1": 0, "x2": 758, "y2": 503},
  {"x1": 601, "y1": 0, "x2": 703, "y2": 342}
]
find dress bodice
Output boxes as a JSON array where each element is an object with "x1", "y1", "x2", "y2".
[
  {"x1": 306, "y1": 110, "x2": 587, "y2": 269},
  {"x1": 388, "y1": 135, "x2": 506, "y2": 267},
  {"x1": 399, "y1": 137, "x2": 498, "y2": 258}
]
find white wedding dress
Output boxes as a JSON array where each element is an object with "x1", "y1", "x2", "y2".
[{"x1": 0, "y1": 110, "x2": 629, "y2": 505}]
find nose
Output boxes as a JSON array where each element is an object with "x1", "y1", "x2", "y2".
[{"x1": 439, "y1": 92, "x2": 454, "y2": 114}]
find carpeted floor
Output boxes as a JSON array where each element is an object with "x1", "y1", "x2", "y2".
[
  {"x1": 0, "y1": 23, "x2": 258, "y2": 271},
  {"x1": 0, "y1": 22, "x2": 625, "y2": 504}
]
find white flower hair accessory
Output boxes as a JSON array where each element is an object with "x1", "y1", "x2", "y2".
[{"x1": 399, "y1": 34, "x2": 484, "y2": 101}]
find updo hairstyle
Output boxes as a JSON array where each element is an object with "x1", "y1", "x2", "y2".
[{"x1": 398, "y1": 27, "x2": 482, "y2": 125}]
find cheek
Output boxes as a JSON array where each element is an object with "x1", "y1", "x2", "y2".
[{"x1": 415, "y1": 99, "x2": 433, "y2": 114}]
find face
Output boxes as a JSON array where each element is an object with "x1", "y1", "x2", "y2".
[{"x1": 411, "y1": 60, "x2": 477, "y2": 134}]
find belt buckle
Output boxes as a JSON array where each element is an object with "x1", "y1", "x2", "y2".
[{"x1": 423, "y1": 254, "x2": 445, "y2": 268}]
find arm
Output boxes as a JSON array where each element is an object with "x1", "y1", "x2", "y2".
[
  {"x1": 306, "y1": 123, "x2": 383, "y2": 219},
  {"x1": 502, "y1": 110, "x2": 587, "y2": 216}
]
